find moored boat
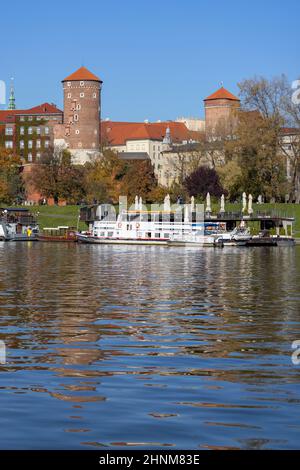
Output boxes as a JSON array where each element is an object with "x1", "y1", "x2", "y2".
[
  {"x1": 214, "y1": 226, "x2": 252, "y2": 246},
  {"x1": 0, "y1": 208, "x2": 39, "y2": 241},
  {"x1": 38, "y1": 226, "x2": 78, "y2": 242}
]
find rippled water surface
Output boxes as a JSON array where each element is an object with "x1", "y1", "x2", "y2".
[{"x1": 0, "y1": 243, "x2": 300, "y2": 449}]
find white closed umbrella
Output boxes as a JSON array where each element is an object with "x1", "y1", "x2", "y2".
[
  {"x1": 139, "y1": 196, "x2": 143, "y2": 211},
  {"x1": 242, "y1": 192, "x2": 247, "y2": 213},
  {"x1": 164, "y1": 194, "x2": 171, "y2": 212},
  {"x1": 190, "y1": 196, "x2": 195, "y2": 212},
  {"x1": 248, "y1": 194, "x2": 253, "y2": 215},
  {"x1": 220, "y1": 194, "x2": 225, "y2": 213},
  {"x1": 135, "y1": 195, "x2": 139, "y2": 210},
  {"x1": 184, "y1": 203, "x2": 189, "y2": 222},
  {"x1": 206, "y1": 192, "x2": 211, "y2": 213}
]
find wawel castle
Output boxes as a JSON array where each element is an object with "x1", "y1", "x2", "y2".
[{"x1": 0, "y1": 66, "x2": 296, "y2": 202}]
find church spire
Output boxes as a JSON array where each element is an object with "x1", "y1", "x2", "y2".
[{"x1": 8, "y1": 77, "x2": 16, "y2": 110}]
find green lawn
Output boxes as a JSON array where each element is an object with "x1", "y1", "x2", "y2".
[
  {"x1": 6, "y1": 202, "x2": 300, "y2": 236},
  {"x1": 24, "y1": 205, "x2": 86, "y2": 231}
]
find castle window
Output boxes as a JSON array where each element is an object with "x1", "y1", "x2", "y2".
[
  {"x1": 28, "y1": 116, "x2": 33, "y2": 121},
  {"x1": 74, "y1": 114, "x2": 79, "y2": 121},
  {"x1": 36, "y1": 127, "x2": 41, "y2": 135},
  {"x1": 5, "y1": 126, "x2": 13, "y2": 136},
  {"x1": 20, "y1": 126, "x2": 25, "y2": 135},
  {"x1": 28, "y1": 153, "x2": 33, "y2": 162},
  {"x1": 28, "y1": 140, "x2": 33, "y2": 149},
  {"x1": 20, "y1": 116, "x2": 25, "y2": 121},
  {"x1": 68, "y1": 93, "x2": 72, "y2": 98},
  {"x1": 36, "y1": 140, "x2": 41, "y2": 148},
  {"x1": 67, "y1": 82, "x2": 71, "y2": 87},
  {"x1": 80, "y1": 92, "x2": 84, "y2": 98},
  {"x1": 44, "y1": 140, "x2": 50, "y2": 148},
  {"x1": 20, "y1": 140, "x2": 24, "y2": 149},
  {"x1": 45, "y1": 127, "x2": 49, "y2": 135},
  {"x1": 28, "y1": 127, "x2": 33, "y2": 135},
  {"x1": 76, "y1": 104, "x2": 81, "y2": 110},
  {"x1": 5, "y1": 141, "x2": 13, "y2": 149},
  {"x1": 93, "y1": 92, "x2": 97, "y2": 98},
  {"x1": 80, "y1": 81, "x2": 84, "y2": 87},
  {"x1": 75, "y1": 130, "x2": 80, "y2": 135},
  {"x1": 36, "y1": 152, "x2": 41, "y2": 160}
]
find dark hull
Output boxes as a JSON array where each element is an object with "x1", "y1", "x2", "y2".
[
  {"x1": 7, "y1": 235, "x2": 39, "y2": 242},
  {"x1": 245, "y1": 237, "x2": 295, "y2": 247},
  {"x1": 38, "y1": 235, "x2": 77, "y2": 242}
]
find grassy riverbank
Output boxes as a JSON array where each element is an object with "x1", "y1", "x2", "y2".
[{"x1": 25, "y1": 205, "x2": 85, "y2": 231}]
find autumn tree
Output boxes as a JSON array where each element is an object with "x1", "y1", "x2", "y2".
[
  {"x1": 224, "y1": 111, "x2": 287, "y2": 200},
  {"x1": 84, "y1": 150, "x2": 125, "y2": 203},
  {"x1": 237, "y1": 75, "x2": 299, "y2": 201},
  {"x1": 120, "y1": 158, "x2": 158, "y2": 203},
  {"x1": 30, "y1": 147, "x2": 85, "y2": 204},
  {"x1": 84, "y1": 150, "x2": 159, "y2": 204},
  {"x1": 0, "y1": 147, "x2": 24, "y2": 204}
]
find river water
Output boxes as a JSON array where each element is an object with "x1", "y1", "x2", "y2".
[{"x1": 0, "y1": 242, "x2": 300, "y2": 449}]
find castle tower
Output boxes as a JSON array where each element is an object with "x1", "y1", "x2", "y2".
[
  {"x1": 204, "y1": 86, "x2": 240, "y2": 138},
  {"x1": 62, "y1": 66, "x2": 102, "y2": 164}
]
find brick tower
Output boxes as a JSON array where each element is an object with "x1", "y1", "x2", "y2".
[
  {"x1": 204, "y1": 86, "x2": 240, "y2": 138},
  {"x1": 62, "y1": 66, "x2": 102, "y2": 163}
]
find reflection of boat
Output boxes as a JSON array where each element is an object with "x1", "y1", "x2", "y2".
[
  {"x1": 0, "y1": 208, "x2": 39, "y2": 241},
  {"x1": 38, "y1": 226, "x2": 78, "y2": 242}
]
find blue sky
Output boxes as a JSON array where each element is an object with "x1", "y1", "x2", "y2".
[{"x1": 1, "y1": 0, "x2": 299, "y2": 121}]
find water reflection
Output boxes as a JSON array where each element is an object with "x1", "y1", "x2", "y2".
[{"x1": 0, "y1": 243, "x2": 300, "y2": 449}]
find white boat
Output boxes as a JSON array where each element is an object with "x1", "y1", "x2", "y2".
[
  {"x1": 215, "y1": 227, "x2": 252, "y2": 246},
  {"x1": 77, "y1": 205, "x2": 213, "y2": 246}
]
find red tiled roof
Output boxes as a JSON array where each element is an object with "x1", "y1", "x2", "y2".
[
  {"x1": 280, "y1": 127, "x2": 300, "y2": 135},
  {"x1": 101, "y1": 121, "x2": 194, "y2": 146},
  {"x1": 0, "y1": 109, "x2": 20, "y2": 124},
  {"x1": 204, "y1": 87, "x2": 240, "y2": 102},
  {"x1": 20, "y1": 102, "x2": 63, "y2": 115},
  {"x1": 62, "y1": 66, "x2": 102, "y2": 82},
  {"x1": 0, "y1": 103, "x2": 62, "y2": 123}
]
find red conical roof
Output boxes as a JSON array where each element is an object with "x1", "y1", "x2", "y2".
[
  {"x1": 204, "y1": 86, "x2": 239, "y2": 101},
  {"x1": 62, "y1": 66, "x2": 102, "y2": 82}
]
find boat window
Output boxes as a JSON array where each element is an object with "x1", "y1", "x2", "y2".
[
  {"x1": 164, "y1": 233, "x2": 170, "y2": 239},
  {"x1": 155, "y1": 233, "x2": 160, "y2": 238},
  {"x1": 108, "y1": 232, "x2": 113, "y2": 237},
  {"x1": 147, "y1": 232, "x2": 151, "y2": 238}
]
